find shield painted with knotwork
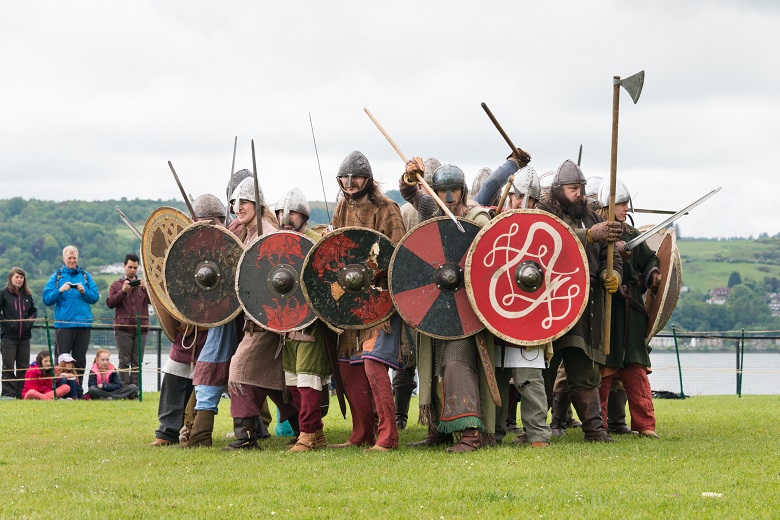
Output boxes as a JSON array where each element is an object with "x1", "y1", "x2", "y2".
[
  {"x1": 236, "y1": 231, "x2": 316, "y2": 333},
  {"x1": 641, "y1": 229, "x2": 681, "y2": 344},
  {"x1": 301, "y1": 227, "x2": 395, "y2": 330},
  {"x1": 389, "y1": 217, "x2": 484, "y2": 339},
  {"x1": 141, "y1": 206, "x2": 192, "y2": 331},
  {"x1": 164, "y1": 221, "x2": 244, "y2": 327},
  {"x1": 465, "y1": 209, "x2": 589, "y2": 346}
]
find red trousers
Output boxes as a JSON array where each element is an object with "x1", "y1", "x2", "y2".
[
  {"x1": 288, "y1": 386, "x2": 323, "y2": 434},
  {"x1": 338, "y1": 362, "x2": 376, "y2": 446},
  {"x1": 599, "y1": 364, "x2": 656, "y2": 432},
  {"x1": 364, "y1": 358, "x2": 398, "y2": 449}
]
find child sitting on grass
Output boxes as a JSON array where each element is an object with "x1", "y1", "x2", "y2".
[
  {"x1": 22, "y1": 351, "x2": 71, "y2": 400},
  {"x1": 55, "y1": 352, "x2": 81, "y2": 399},
  {"x1": 87, "y1": 349, "x2": 138, "y2": 400}
]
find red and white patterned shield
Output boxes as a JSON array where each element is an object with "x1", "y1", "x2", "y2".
[{"x1": 465, "y1": 209, "x2": 589, "y2": 346}]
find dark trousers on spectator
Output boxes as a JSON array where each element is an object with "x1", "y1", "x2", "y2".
[
  {"x1": 115, "y1": 329, "x2": 146, "y2": 387},
  {"x1": 55, "y1": 327, "x2": 91, "y2": 387},
  {"x1": 155, "y1": 373, "x2": 193, "y2": 443},
  {"x1": 1, "y1": 337, "x2": 30, "y2": 398}
]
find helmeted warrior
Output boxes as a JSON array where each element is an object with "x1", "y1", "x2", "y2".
[
  {"x1": 400, "y1": 158, "x2": 494, "y2": 452},
  {"x1": 473, "y1": 151, "x2": 531, "y2": 210},
  {"x1": 535, "y1": 159, "x2": 623, "y2": 442},
  {"x1": 329, "y1": 151, "x2": 407, "y2": 451},
  {"x1": 596, "y1": 179, "x2": 661, "y2": 438}
]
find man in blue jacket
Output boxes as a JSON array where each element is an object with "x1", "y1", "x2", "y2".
[{"x1": 42, "y1": 245, "x2": 99, "y2": 387}]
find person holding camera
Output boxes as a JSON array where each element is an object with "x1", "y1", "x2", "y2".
[
  {"x1": 106, "y1": 253, "x2": 150, "y2": 388},
  {"x1": 42, "y1": 245, "x2": 100, "y2": 388}
]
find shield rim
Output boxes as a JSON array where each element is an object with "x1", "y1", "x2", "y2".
[
  {"x1": 645, "y1": 230, "x2": 680, "y2": 343},
  {"x1": 389, "y1": 216, "x2": 484, "y2": 340},
  {"x1": 300, "y1": 226, "x2": 395, "y2": 330},
  {"x1": 163, "y1": 221, "x2": 244, "y2": 328},
  {"x1": 141, "y1": 206, "x2": 192, "y2": 325},
  {"x1": 464, "y1": 208, "x2": 590, "y2": 346},
  {"x1": 235, "y1": 230, "x2": 317, "y2": 333}
]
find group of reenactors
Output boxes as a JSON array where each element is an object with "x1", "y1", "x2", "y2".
[{"x1": 144, "y1": 145, "x2": 667, "y2": 453}]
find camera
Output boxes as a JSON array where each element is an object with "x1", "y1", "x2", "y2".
[{"x1": 129, "y1": 279, "x2": 141, "y2": 287}]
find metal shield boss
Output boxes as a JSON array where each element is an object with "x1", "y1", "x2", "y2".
[
  {"x1": 141, "y1": 206, "x2": 192, "y2": 340},
  {"x1": 301, "y1": 227, "x2": 395, "y2": 330},
  {"x1": 236, "y1": 230, "x2": 316, "y2": 333},
  {"x1": 389, "y1": 217, "x2": 484, "y2": 339},
  {"x1": 163, "y1": 221, "x2": 244, "y2": 327},
  {"x1": 465, "y1": 209, "x2": 589, "y2": 346},
  {"x1": 641, "y1": 228, "x2": 681, "y2": 344}
]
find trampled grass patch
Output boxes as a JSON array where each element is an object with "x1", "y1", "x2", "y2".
[{"x1": 0, "y1": 394, "x2": 778, "y2": 519}]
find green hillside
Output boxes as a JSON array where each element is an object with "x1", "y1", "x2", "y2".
[{"x1": 678, "y1": 238, "x2": 780, "y2": 292}]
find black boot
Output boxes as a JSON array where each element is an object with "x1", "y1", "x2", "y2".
[
  {"x1": 549, "y1": 392, "x2": 570, "y2": 438},
  {"x1": 394, "y1": 386, "x2": 414, "y2": 430},
  {"x1": 223, "y1": 417, "x2": 259, "y2": 450},
  {"x1": 608, "y1": 386, "x2": 634, "y2": 434},
  {"x1": 570, "y1": 388, "x2": 613, "y2": 443}
]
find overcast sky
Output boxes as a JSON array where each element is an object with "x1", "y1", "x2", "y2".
[{"x1": 1, "y1": 1, "x2": 777, "y2": 238}]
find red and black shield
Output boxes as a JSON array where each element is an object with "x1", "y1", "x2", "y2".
[
  {"x1": 236, "y1": 231, "x2": 316, "y2": 333},
  {"x1": 389, "y1": 217, "x2": 484, "y2": 339},
  {"x1": 164, "y1": 222, "x2": 244, "y2": 327},
  {"x1": 465, "y1": 209, "x2": 589, "y2": 346},
  {"x1": 141, "y1": 206, "x2": 192, "y2": 330},
  {"x1": 301, "y1": 227, "x2": 395, "y2": 330}
]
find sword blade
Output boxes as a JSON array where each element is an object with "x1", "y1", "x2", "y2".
[{"x1": 625, "y1": 187, "x2": 721, "y2": 250}]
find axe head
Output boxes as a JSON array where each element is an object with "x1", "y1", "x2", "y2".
[{"x1": 617, "y1": 70, "x2": 645, "y2": 104}]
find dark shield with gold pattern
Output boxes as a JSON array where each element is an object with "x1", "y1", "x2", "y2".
[
  {"x1": 236, "y1": 230, "x2": 316, "y2": 333},
  {"x1": 164, "y1": 221, "x2": 244, "y2": 327},
  {"x1": 141, "y1": 206, "x2": 192, "y2": 335},
  {"x1": 301, "y1": 227, "x2": 395, "y2": 330},
  {"x1": 389, "y1": 217, "x2": 483, "y2": 339},
  {"x1": 465, "y1": 209, "x2": 589, "y2": 346}
]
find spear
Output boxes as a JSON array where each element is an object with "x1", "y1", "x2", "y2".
[
  {"x1": 226, "y1": 136, "x2": 237, "y2": 223},
  {"x1": 363, "y1": 107, "x2": 465, "y2": 233},
  {"x1": 168, "y1": 161, "x2": 197, "y2": 220},
  {"x1": 251, "y1": 140, "x2": 262, "y2": 234},
  {"x1": 309, "y1": 113, "x2": 331, "y2": 223}
]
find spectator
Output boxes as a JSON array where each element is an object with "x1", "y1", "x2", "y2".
[
  {"x1": 106, "y1": 253, "x2": 150, "y2": 387},
  {"x1": 22, "y1": 351, "x2": 70, "y2": 400},
  {"x1": 87, "y1": 349, "x2": 138, "y2": 400},
  {"x1": 55, "y1": 353, "x2": 81, "y2": 399},
  {"x1": 42, "y1": 245, "x2": 99, "y2": 387},
  {"x1": 1, "y1": 267, "x2": 37, "y2": 399}
]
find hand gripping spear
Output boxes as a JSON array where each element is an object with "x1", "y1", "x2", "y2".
[
  {"x1": 363, "y1": 107, "x2": 465, "y2": 233},
  {"x1": 604, "y1": 70, "x2": 645, "y2": 356}
]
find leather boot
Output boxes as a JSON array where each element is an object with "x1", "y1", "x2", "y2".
[
  {"x1": 288, "y1": 431, "x2": 317, "y2": 453},
  {"x1": 394, "y1": 386, "x2": 414, "y2": 430},
  {"x1": 570, "y1": 388, "x2": 613, "y2": 443},
  {"x1": 565, "y1": 405, "x2": 582, "y2": 429},
  {"x1": 180, "y1": 410, "x2": 215, "y2": 448},
  {"x1": 445, "y1": 428, "x2": 481, "y2": 453},
  {"x1": 315, "y1": 428, "x2": 327, "y2": 448},
  {"x1": 549, "y1": 392, "x2": 570, "y2": 438},
  {"x1": 223, "y1": 417, "x2": 259, "y2": 450},
  {"x1": 608, "y1": 387, "x2": 634, "y2": 435},
  {"x1": 408, "y1": 423, "x2": 453, "y2": 447}
]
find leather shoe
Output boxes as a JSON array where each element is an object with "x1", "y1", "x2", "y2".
[
  {"x1": 149, "y1": 438, "x2": 174, "y2": 447},
  {"x1": 530, "y1": 441, "x2": 550, "y2": 448}
]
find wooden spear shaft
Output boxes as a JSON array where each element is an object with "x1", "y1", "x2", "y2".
[
  {"x1": 496, "y1": 175, "x2": 515, "y2": 213},
  {"x1": 363, "y1": 107, "x2": 465, "y2": 233},
  {"x1": 604, "y1": 76, "x2": 621, "y2": 357}
]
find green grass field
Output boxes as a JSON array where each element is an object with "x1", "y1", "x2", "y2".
[
  {"x1": 678, "y1": 238, "x2": 780, "y2": 292},
  {"x1": 1, "y1": 394, "x2": 777, "y2": 519}
]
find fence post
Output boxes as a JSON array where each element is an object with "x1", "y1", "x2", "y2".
[
  {"x1": 44, "y1": 315, "x2": 57, "y2": 399},
  {"x1": 136, "y1": 314, "x2": 143, "y2": 402},
  {"x1": 737, "y1": 328, "x2": 745, "y2": 398},
  {"x1": 672, "y1": 324, "x2": 685, "y2": 399}
]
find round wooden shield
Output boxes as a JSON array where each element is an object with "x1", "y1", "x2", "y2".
[
  {"x1": 389, "y1": 217, "x2": 484, "y2": 339},
  {"x1": 643, "y1": 230, "x2": 681, "y2": 343},
  {"x1": 236, "y1": 231, "x2": 316, "y2": 333},
  {"x1": 164, "y1": 221, "x2": 244, "y2": 327},
  {"x1": 301, "y1": 227, "x2": 395, "y2": 330},
  {"x1": 141, "y1": 206, "x2": 191, "y2": 325},
  {"x1": 465, "y1": 209, "x2": 589, "y2": 346}
]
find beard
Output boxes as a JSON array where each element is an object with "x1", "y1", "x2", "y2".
[{"x1": 553, "y1": 187, "x2": 588, "y2": 220}]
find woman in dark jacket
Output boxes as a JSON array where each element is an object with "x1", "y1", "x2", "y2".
[{"x1": 1, "y1": 267, "x2": 37, "y2": 399}]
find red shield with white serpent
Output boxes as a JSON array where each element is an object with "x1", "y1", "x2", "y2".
[{"x1": 465, "y1": 209, "x2": 589, "y2": 346}]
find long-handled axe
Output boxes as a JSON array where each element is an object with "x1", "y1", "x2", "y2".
[{"x1": 604, "y1": 70, "x2": 645, "y2": 356}]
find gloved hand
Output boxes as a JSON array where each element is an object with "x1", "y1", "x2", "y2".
[
  {"x1": 616, "y1": 241, "x2": 632, "y2": 262},
  {"x1": 649, "y1": 270, "x2": 661, "y2": 292},
  {"x1": 506, "y1": 148, "x2": 532, "y2": 168},
  {"x1": 587, "y1": 221, "x2": 622, "y2": 243},
  {"x1": 403, "y1": 157, "x2": 425, "y2": 186},
  {"x1": 602, "y1": 272, "x2": 620, "y2": 293}
]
